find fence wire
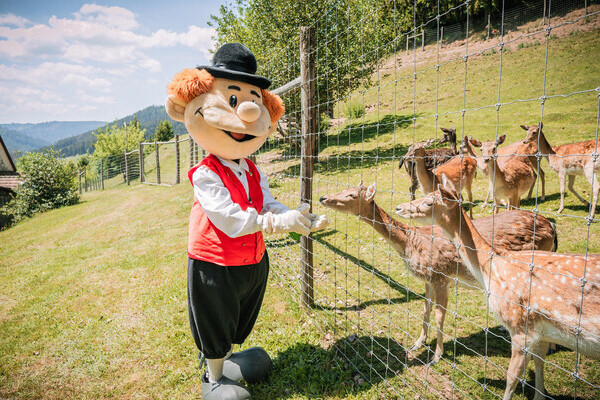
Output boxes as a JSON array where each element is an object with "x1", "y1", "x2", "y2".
[{"x1": 261, "y1": 0, "x2": 600, "y2": 399}]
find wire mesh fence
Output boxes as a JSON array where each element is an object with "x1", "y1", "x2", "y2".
[{"x1": 259, "y1": 0, "x2": 600, "y2": 398}]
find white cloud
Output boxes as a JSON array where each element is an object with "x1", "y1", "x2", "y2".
[{"x1": 0, "y1": 13, "x2": 31, "y2": 27}]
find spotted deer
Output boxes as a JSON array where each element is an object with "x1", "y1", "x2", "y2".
[
  {"x1": 319, "y1": 183, "x2": 557, "y2": 364},
  {"x1": 471, "y1": 135, "x2": 536, "y2": 214},
  {"x1": 404, "y1": 137, "x2": 477, "y2": 217},
  {"x1": 399, "y1": 127, "x2": 458, "y2": 200},
  {"x1": 522, "y1": 123, "x2": 600, "y2": 220},
  {"x1": 395, "y1": 176, "x2": 600, "y2": 400}
]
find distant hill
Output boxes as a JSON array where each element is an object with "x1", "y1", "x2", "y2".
[
  {"x1": 0, "y1": 121, "x2": 107, "y2": 153},
  {"x1": 0, "y1": 126, "x2": 50, "y2": 158},
  {"x1": 49, "y1": 105, "x2": 187, "y2": 157}
]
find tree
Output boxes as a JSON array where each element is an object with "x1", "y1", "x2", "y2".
[
  {"x1": 154, "y1": 120, "x2": 174, "y2": 142},
  {"x1": 93, "y1": 121, "x2": 146, "y2": 158},
  {"x1": 1, "y1": 149, "x2": 79, "y2": 224}
]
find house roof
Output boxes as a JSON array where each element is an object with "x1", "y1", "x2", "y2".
[
  {"x1": 0, "y1": 134, "x2": 17, "y2": 172},
  {"x1": 0, "y1": 173, "x2": 21, "y2": 191}
]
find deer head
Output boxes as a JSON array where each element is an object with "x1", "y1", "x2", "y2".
[
  {"x1": 403, "y1": 138, "x2": 437, "y2": 159},
  {"x1": 478, "y1": 135, "x2": 506, "y2": 163},
  {"x1": 319, "y1": 182, "x2": 377, "y2": 217},
  {"x1": 439, "y1": 126, "x2": 456, "y2": 145},
  {"x1": 395, "y1": 175, "x2": 461, "y2": 225},
  {"x1": 521, "y1": 122, "x2": 543, "y2": 145}
]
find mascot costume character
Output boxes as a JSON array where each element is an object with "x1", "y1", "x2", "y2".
[{"x1": 166, "y1": 43, "x2": 329, "y2": 399}]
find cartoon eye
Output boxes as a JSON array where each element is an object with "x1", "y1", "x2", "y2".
[{"x1": 229, "y1": 95, "x2": 238, "y2": 108}]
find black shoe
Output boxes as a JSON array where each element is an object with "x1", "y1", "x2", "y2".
[
  {"x1": 223, "y1": 347, "x2": 273, "y2": 384},
  {"x1": 202, "y1": 373, "x2": 251, "y2": 400}
]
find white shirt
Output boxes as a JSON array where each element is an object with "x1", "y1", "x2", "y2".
[{"x1": 192, "y1": 156, "x2": 289, "y2": 238}]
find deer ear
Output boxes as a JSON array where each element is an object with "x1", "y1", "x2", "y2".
[
  {"x1": 497, "y1": 135, "x2": 506, "y2": 145},
  {"x1": 520, "y1": 124, "x2": 529, "y2": 131},
  {"x1": 365, "y1": 182, "x2": 377, "y2": 202},
  {"x1": 539, "y1": 121, "x2": 543, "y2": 129},
  {"x1": 438, "y1": 174, "x2": 458, "y2": 203},
  {"x1": 469, "y1": 138, "x2": 482, "y2": 147},
  {"x1": 359, "y1": 179, "x2": 364, "y2": 188},
  {"x1": 440, "y1": 127, "x2": 449, "y2": 133},
  {"x1": 166, "y1": 95, "x2": 187, "y2": 122}
]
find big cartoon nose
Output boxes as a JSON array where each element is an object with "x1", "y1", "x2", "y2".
[{"x1": 237, "y1": 101, "x2": 262, "y2": 122}]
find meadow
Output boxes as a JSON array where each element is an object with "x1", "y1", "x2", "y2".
[{"x1": 1, "y1": 11, "x2": 600, "y2": 400}]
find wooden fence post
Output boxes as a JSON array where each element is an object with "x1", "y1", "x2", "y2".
[
  {"x1": 124, "y1": 149, "x2": 130, "y2": 185},
  {"x1": 174, "y1": 135, "x2": 180, "y2": 184},
  {"x1": 299, "y1": 25, "x2": 316, "y2": 308},
  {"x1": 155, "y1": 140, "x2": 161, "y2": 185},
  {"x1": 78, "y1": 170, "x2": 82, "y2": 194},
  {"x1": 139, "y1": 142, "x2": 144, "y2": 183},
  {"x1": 189, "y1": 138, "x2": 194, "y2": 168},
  {"x1": 84, "y1": 168, "x2": 88, "y2": 192},
  {"x1": 100, "y1": 159, "x2": 104, "y2": 190}
]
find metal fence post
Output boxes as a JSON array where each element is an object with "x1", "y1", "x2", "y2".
[
  {"x1": 299, "y1": 25, "x2": 316, "y2": 308},
  {"x1": 175, "y1": 135, "x2": 180, "y2": 184},
  {"x1": 139, "y1": 142, "x2": 144, "y2": 183},
  {"x1": 155, "y1": 140, "x2": 161, "y2": 185}
]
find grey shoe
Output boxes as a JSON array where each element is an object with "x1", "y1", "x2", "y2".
[
  {"x1": 202, "y1": 373, "x2": 251, "y2": 400},
  {"x1": 223, "y1": 347, "x2": 273, "y2": 383}
]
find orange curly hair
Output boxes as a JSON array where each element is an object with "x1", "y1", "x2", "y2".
[{"x1": 167, "y1": 68, "x2": 285, "y2": 124}]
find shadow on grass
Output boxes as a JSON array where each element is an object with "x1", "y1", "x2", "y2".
[
  {"x1": 312, "y1": 229, "x2": 421, "y2": 308},
  {"x1": 252, "y1": 335, "x2": 407, "y2": 399}
]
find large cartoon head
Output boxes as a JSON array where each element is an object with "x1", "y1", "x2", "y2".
[{"x1": 165, "y1": 43, "x2": 285, "y2": 160}]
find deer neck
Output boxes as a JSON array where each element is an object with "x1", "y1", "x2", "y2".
[
  {"x1": 438, "y1": 206, "x2": 493, "y2": 287},
  {"x1": 359, "y1": 201, "x2": 409, "y2": 255},
  {"x1": 486, "y1": 156, "x2": 507, "y2": 188},
  {"x1": 413, "y1": 154, "x2": 435, "y2": 193},
  {"x1": 538, "y1": 132, "x2": 557, "y2": 168},
  {"x1": 450, "y1": 139, "x2": 457, "y2": 154}
]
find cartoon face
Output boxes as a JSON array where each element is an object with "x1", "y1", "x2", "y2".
[{"x1": 167, "y1": 77, "x2": 278, "y2": 160}]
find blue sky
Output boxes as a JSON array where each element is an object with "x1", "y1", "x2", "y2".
[{"x1": 0, "y1": 1, "x2": 229, "y2": 123}]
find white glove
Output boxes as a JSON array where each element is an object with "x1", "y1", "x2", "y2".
[
  {"x1": 296, "y1": 203, "x2": 330, "y2": 232},
  {"x1": 262, "y1": 209, "x2": 311, "y2": 235}
]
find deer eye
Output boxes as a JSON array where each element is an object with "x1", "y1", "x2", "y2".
[{"x1": 229, "y1": 95, "x2": 238, "y2": 108}]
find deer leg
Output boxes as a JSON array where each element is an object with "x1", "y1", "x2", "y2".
[
  {"x1": 412, "y1": 283, "x2": 432, "y2": 353},
  {"x1": 482, "y1": 182, "x2": 492, "y2": 207},
  {"x1": 584, "y1": 164, "x2": 599, "y2": 220},
  {"x1": 408, "y1": 164, "x2": 419, "y2": 201},
  {"x1": 531, "y1": 341, "x2": 549, "y2": 400},
  {"x1": 558, "y1": 172, "x2": 567, "y2": 213},
  {"x1": 502, "y1": 334, "x2": 527, "y2": 400},
  {"x1": 431, "y1": 283, "x2": 449, "y2": 364},
  {"x1": 567, "y1": 174, "x2": 589, "y2": 206},
  {"x1": 539, "y1": 167, "x2": 545, "y2": 202},
  {"x1": 466, "y1": 180, "x2": 473, "y2": 219}
]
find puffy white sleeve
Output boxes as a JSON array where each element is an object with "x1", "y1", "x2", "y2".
[
  {"x1": 257, "y1": 167, "x2": 290, "y2": 215},
  {"x1": 193, "y1": 166, "x2": 267, "y2": 238}
]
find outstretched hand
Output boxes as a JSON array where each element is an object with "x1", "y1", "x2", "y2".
[{"x1": 296, "y1": 203, "x2": 330, "y2": 232}]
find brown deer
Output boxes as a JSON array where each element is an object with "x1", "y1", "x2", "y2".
[
  {"x1": 480, "y1": 126, "x2": 548, "y2": 205},
  {"x1": 395, "y1": 176, "x2": 600, "y2": 400},
  {"x1": 404, "y1": 137, "x2": 477, "y2": 217},
  {"x1": 522, "y1": 123, "x2": 600, "y2": 220},
  {"x1": 319, "y1": 183, "x2": 557, "y2": 364},
  {"x1": 399, "y1": 127, "x2": 458, "y2": 200},
  {"x1": 471, "y1": 135, "x2": 536, "y2": 214}
]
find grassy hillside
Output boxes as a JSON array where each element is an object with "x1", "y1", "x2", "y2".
[{"x1": 2, "y1": 12, "x2": 600, "y2": 400}]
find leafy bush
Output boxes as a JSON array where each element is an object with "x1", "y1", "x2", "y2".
[
  {"x1": 347, "y1": 102, "x2": 365, "y2": 119},
  {"x1": 2, "y1": 149, "x2": 79, "y2": 225}
]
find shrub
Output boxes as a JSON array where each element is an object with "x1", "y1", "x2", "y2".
[
  {"x1": 347, "y1": 102, "x2": 365, "y2": 119},
  {"x1": 2, "y1": 149, "x2": 79, "y2": 225}
]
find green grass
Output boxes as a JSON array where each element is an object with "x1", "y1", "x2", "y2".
[{"x1": 2, "y1": 16, "x2": 600, "y2": 400}]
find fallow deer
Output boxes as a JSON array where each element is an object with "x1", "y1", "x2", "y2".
[
  {"x1": 404, "y1": 137, "x2": 477, "y2": 217},
  {"x1": 522, "y1": 123, "x2": 600, "y2": 220},
  {"x1": 319, "y1": 183, "x2": 557, "y2": 363},
  {"x1": 480, "y1": 125, "x2": 548, "y2": 205},
  {"x1": 395, "y1": 176, "x2": 600, "y2": 400},
  {"x1": 472, "y1": 135, "x2": 536, "y2": 214},
  {"x1": 399, "y1": 127, "x2": 458, "y2": 200}
]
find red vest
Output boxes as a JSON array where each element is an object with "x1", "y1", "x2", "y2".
[{"x1": 187, "y1": 154, "x2": 266, "y2": 266}]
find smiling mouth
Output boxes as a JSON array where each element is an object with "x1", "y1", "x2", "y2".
[{"x1": 224, "y1": 130, "x2": 255, "y2": 142}]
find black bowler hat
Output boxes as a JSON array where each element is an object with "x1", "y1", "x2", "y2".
[{"x1": 197, "y1": 43, "x2": 271, "y2": 89}]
